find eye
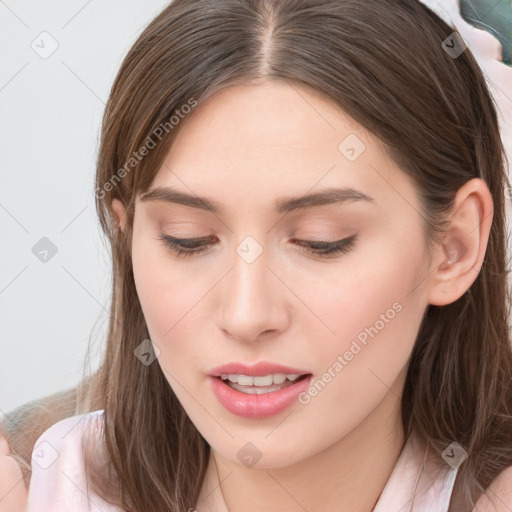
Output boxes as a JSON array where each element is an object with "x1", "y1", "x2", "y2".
[
  {"x1": 158, "y1": 235, "x2": 213, "y2": 258},
  {"x1": 158, "y1": 234, "x2": 358, "y2": 259},
  {"x1": 292, "y1": 235, "x2": 357, "y2": 258}
]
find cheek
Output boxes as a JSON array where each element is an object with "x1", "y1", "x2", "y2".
[
  {"x1": 305, "y1": 232, "x2": 428, "y2": 383},
  {"x1": 131, "y1": 234, "x2": 218, "y2": 396},
  {"x1": 131, "y1": 235, "x2": 201, "y2": 345},
  {"x1": 132, "y1": 238, "x2": 169, "y2": 334}
]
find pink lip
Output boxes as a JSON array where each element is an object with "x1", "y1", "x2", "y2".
[
  {"x1": 209, "y1": 375, "x2": 312, "y2": 419},
  {"x1": 209, "y1": 361, "x2": 310, "y2": 377}
]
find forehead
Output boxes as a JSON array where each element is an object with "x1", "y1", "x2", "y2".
[
  {"x1": 164, "y1": 80, "x2": 365, "y2": 168},
  {"x1": 142, "y1": 80, "x2": 421, "y2": 220}
]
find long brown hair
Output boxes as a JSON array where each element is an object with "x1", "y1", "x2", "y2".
[{"x1": 3, "y1": 0, "x2": 511, "y2": 510}]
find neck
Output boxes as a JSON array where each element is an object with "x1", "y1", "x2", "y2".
[{"x1": 196, "y1": 375, "x2": 407, "y2": 512}]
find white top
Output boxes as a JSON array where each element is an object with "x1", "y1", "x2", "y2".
[{"x1": 25, "y1": 409, "x2": 459, "y2": 511}]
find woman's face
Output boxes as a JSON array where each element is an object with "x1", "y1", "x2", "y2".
[{"x1": 128, "y1": 80, "x2": 434, "y2": 468}]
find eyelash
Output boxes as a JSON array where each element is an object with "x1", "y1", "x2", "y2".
[{"x1": 158, "y1": 234, "x2": 357, "y2": 259}]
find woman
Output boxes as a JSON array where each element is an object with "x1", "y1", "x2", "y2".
[{"x1": 2, "y1": 0, "x2": 512, "y2": 510}]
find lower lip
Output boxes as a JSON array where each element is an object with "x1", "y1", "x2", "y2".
[{"x1": 209, "y1": 374, "x2": 312, "y2": 419}]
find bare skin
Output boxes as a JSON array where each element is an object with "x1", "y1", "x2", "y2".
[
  {"x1": 112, "y1": 79, "x2": 494, "y2": 511},
  {"x1": 1, "y1": 8, "x2": 509, "y2": 510},
  {"x1": 0, "y1": 434, "x2": 27, "y2": 512}
]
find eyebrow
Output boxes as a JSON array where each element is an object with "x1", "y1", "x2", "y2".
[{"x1": 140, "y1": 186, "x2": 375, "y2": 214}]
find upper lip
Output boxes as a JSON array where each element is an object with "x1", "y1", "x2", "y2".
[{"x1": 209, "y1": 361, "x2": 311, "y2": 377}]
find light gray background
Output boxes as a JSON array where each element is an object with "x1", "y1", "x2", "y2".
[
  {"x1": 1, "y1": 1, "x2": 511, "y2": 418},
  {"x1": 0, "y1": 0, "x2": 171, "y2": 417}
]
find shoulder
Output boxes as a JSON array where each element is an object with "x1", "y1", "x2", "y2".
[
  {"x1": 0, "y1": 432, "x2": 28, "y2": 512},
  {"x1": 25, "y1": 409, "x2": 105, "y2": 511},
  {"x1": 31, "y1": 408, "x2": 104, "y2": 455},
  {"x1": 472, "y1": 465, "x2": 512, "y2": 512}
]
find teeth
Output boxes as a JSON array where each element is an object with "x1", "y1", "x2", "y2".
[{"x1": 220, "y1": 373, "x2": 303, "y2": 386}]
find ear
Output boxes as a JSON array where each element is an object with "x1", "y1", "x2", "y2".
[
  {"x1": 111, "y1": 198, "x2": 127, "y2": 233},
  {"x1": 427, "y1": 178, "x2": 494, "y2": 306}
]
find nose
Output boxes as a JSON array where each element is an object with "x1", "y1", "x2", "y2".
[{"x1": 216, "y1": 243, "x2": 289, "y2": 344}]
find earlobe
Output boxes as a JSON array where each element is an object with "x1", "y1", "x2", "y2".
[
  {"x1": 427, "y1": 178, "x2": 493, "y2": 306},
  {"x1": 111, "y1": 198, "x2": 127, "y2": 233}
]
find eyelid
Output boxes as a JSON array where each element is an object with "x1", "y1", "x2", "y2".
[
  {"x1": 158, "y1": 233, "x2": 358, "y2": 259},
  {"x1": 164, "y1": 235, "x2": 214, "y2": 246},
  {"x1": 160, "y1": 233, "x2": 346, "y2": 245}
]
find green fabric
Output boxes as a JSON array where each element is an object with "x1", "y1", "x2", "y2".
[{"x1": 461, "y1": 0, "x2": 512, "y2": 64}]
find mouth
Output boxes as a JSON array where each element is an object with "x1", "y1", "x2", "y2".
[
  {"x1": 209, "y1": 368, "x2": 313, "y2": 419},
  {"x1": 218, "y1": 372, "x2": 310, "y2": 394}
]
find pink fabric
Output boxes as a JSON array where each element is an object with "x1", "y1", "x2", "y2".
[
  {"x1": 25, "y1": 410, "x2": 458, "y2": 511},
  {"x1": 373, "y1": 433, "x2": 459, "y2": 511},
  {"x1": 26, "y1": 410, "x2": 119, "y2": 512}
]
